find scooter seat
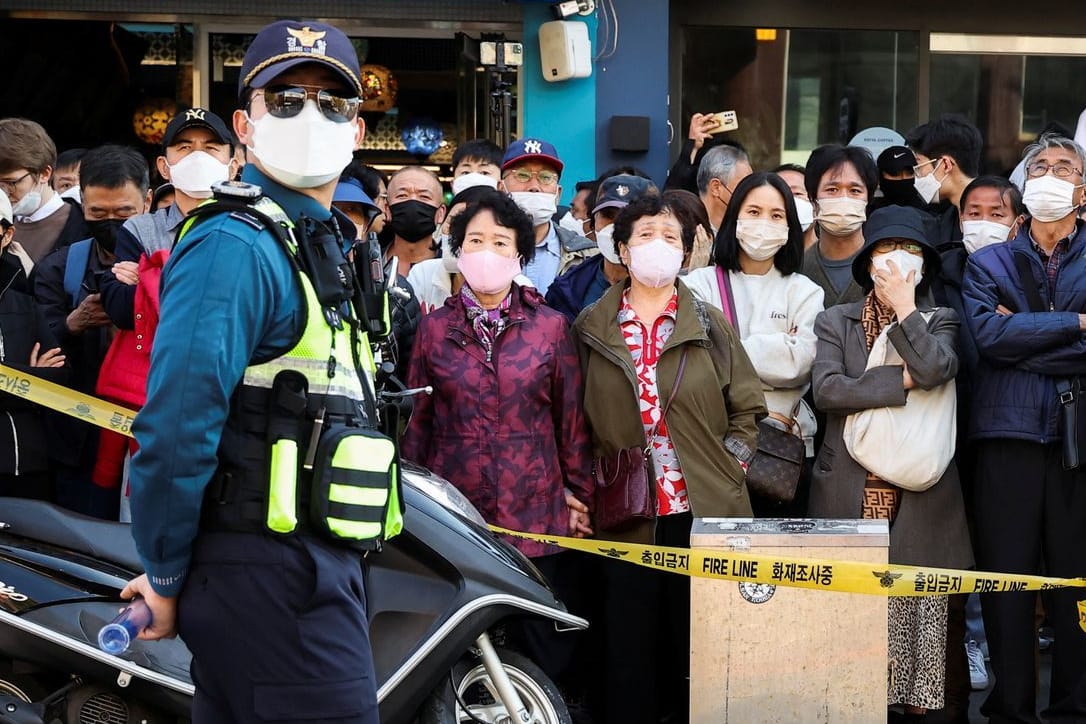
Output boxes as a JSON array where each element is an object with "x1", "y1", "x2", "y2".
[{"x1": 0, "y1": 497, "x2": 142, "y2": 573}]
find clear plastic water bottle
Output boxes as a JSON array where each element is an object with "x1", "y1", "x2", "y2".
[{"x1": 97, "y1": 599, "x2": 153, "y2": 654}]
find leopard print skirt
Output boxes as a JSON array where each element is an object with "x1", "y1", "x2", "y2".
[{"x1": 887, "y1": 595, "x2": 948, "y2": 709}]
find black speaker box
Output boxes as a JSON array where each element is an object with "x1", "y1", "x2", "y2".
[{"x1": 610, "y1": 115, "x2": 650, "y2": 152}]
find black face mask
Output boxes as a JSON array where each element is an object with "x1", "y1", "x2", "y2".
[
  {"x1": 86, "y1": 218, "x2": 125, "y2": 254},
  {"x1": 388, "y1": 199, "x2": 438, "y2": 243},
  {"x1": 880, "y1": 178, "x2": 923, "y2": 207}
]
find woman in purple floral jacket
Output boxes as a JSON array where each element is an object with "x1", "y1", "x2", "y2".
[{"x1": 401, "y1": 189, "x2": 595, "y2": 684}]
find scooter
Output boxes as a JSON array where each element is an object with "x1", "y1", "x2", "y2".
[{"x1": 0, "y1": 463, "x2": 586, "y2": 724}]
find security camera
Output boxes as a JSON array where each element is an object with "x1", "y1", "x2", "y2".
[{"x1": 552, "y1": 0, "x2": 595, "y2": 19}]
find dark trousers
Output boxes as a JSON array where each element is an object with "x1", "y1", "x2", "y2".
[
  {"x1": 177, "y1": 532, "x2": 379, "y2": 724},
  {"x1": 595, "y1": 512, "x2": 691, "y2": 724},
  {"x1": 0, "y1": 471, "x2": 53, "y2": 500},
  {"x1": 509, "y1": 550, "x2": 590, "y2": 690},
  {"x1": 974, "y1": 440, "x2": 1086, "y2": 724}
]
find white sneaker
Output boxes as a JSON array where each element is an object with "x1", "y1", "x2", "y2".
[{"x1": 966, "y1": 639, "x2": 989, "y2": 690}]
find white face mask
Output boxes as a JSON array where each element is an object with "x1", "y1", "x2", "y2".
[
  {"x1": 914, "y1": 162, "x2": 944, "y2": 204},
  {"x1": 793, "y1": 197, "x2": 815, "y2": 232},
  {"x1": 439, "y1": 233, "x2": 459, "y2": 274},
  {"x1": 962, "y1": 220, "x2": 1013, "y2": 255},
  {"x1": 627, "y1": 238, "x2": 684, "y2": 288},
  {"x1": 11, "y1": 182, "x2": 43, "y2": 218},
  {"x1": 1023, "y1": 174, "x2": 1081, "y2": 223},
  {"x1": 815, "y1": 196, "x2": 867, "y2": 236},
  {"x1": 595, "y1": 223, "x2": 621, "y2": 264},
  {"x1": 167, "y1": 150, "x2": 232, "y2": 199},
  {"x1": 871, "y1": 249, "x2": 924, "y2": 287},
  {"x1": 451, "y1": 172, "x2": 498, "y2": 196},
  {"x1": 557, "y1": 210, "x2": 584, "y2": 235},
  {"x1": 735, "y1": 219, "x2": 790, "y2": 262},
  {"x1": 509, "y1": 191, "x2": 558, "y2": 226},
  {"x1": 247, "y1": 100, "x2": 356, "y2": 189}
]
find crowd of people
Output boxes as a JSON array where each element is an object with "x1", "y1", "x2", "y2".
[{"x1": 1, "y1": 96, "x2": 1084, "y2": 724}]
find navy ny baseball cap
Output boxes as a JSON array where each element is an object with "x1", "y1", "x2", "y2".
[
  {"x1": 238, "y1": 20, "x2": 363, "y2": 99},
  {"x1": 162, "y1": 108, "x2": 233, "y2": 149},
  {"x1": 593, "y1": 174, "x2": 657, "y2": 214},
  {"x1": 501, "y1": 138, "x2": 564, "y2": 174}
]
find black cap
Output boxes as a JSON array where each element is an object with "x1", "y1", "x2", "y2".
[
  {"x1": 238, "y1": 20, "x2": 363, "y2": 99},
  {"x1": 852, "y1": 205, "x2": 941, "y2": 288},
  {"x1": 877, "y1": 145, "x2": 916, "y2": 177},
  {"x1": 592, "y1": 174, "x2": 657, "y2": 214},
  {"x1": 162, "y1": 108, "x2": 233, "y2": 149}
]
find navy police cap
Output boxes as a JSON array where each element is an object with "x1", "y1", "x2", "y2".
[{"x1": 238, "y1": 20, "x2": 363, "y2": 99}]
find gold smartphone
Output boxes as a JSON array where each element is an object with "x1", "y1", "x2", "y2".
[{"x1": 706, "y1": 110, "x2": 739, "y2": 134}]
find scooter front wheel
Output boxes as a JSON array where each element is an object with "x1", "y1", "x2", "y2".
[{"x1": 417, "y1": 647, "x2": 572, "y2": 724}]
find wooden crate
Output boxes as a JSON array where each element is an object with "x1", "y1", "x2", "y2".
[{"x1": 689, "y1": 518, "x2": 889, "y2": 723}]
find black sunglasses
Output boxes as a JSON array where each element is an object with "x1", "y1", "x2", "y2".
[{"x1": 260, "y1": 84, "x2": 360, "y2": 124}]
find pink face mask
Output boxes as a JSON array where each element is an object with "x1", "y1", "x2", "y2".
[{"x1": 457, "y1": 249, "x2": 522, "y2": 295}]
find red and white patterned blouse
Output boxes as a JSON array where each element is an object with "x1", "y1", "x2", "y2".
[{"x1": 617, "y1": 290, "x2": 690, "y2": 516}]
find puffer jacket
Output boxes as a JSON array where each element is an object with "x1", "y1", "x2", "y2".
[
  {"x1": 962, "y1": 221, "x2": 1086, "y2": 443},
  {"x1": 93, "y1": 249, "x2": 168, "y2": 489},
  {"x1": 401, "y1": 283, "x2": 594, "y2": 557}
]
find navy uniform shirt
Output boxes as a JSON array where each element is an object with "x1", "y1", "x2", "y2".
[{"x1": 129, "y1": 164, "x2": 338, "y2": 597}]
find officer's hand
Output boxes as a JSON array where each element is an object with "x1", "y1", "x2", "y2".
[
  {"x1": 65, "y1": 294, "x2": 112, "y2": 334},
  {"x1": 120, "y1": 573, "x2": 179, "y2": 641}
]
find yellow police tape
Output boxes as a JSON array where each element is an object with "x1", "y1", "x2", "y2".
[
  {"x1": 488, "y1": 526, "x2": 1086, "y2": 600},
  {"x1": 4, "y1": 363, "x2": 1086, "y2": 607},
  {"x1": 0, "y1": 363, "x2": 138, "y2": 437}
]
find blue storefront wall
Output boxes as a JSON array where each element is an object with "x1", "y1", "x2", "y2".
[{"x1": 520, "y1": 1, "x2": 670, "y2": 201}]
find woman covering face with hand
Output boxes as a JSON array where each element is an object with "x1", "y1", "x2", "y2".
[
  {"x1": 809, "y1": 204, "x2": 972, "y2": 720},
  {"x1": 573, "y1": 194, "x2": 765, "y2": 724}
]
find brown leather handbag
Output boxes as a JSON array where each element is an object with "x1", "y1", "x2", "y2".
[
  {"x1": 594, "y1": 350, "x2": 689, "y2": 533},
  {"x1": 746, "y1": 411, "x2": 805, "y2": 503}
]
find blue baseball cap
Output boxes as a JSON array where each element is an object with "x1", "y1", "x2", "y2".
[
  {"x1": 239, "y1": 20, "x2": 363, "y2": 99},
  {"x1": 593, "y1": 174, "x2": 657, "y2": 214},
  {"x1": 501, "y1": 137, "x2": 564, "y2": 174},
  {"x1": 333, "y1": 178, "x2": 380, "y2": 217}
]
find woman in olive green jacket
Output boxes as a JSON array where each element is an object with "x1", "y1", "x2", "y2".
[{"x1": 572, "y1": 194, "x2": 765, "y2": 724}]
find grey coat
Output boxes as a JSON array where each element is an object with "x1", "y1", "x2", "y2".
[{"x1": 809, "y1": 302, "x2": 973, "y2": 570}]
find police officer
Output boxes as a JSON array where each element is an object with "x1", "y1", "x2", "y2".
[{"x1": 122, "y1": 20, "x2": 395, "y2": 723}]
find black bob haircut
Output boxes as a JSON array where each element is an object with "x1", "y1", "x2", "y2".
[
  {"x1": 714, "y1": 172, "x2": 804, "y2": 276},
  {"x1": 55, "y1": 148, "x2": 87, "y2": 170},
  {"x1": 803, "y1": 144, "x2": 878, "y2": 202},
  {"x1": 611, "y1": 194, "x2": 693, "y2": 265},
  {"x1": 80, "y1": 144, "x2": 150, "y2": 194},
  {"x1": 905, "y1": 114, "x2": 983, "y2": 177},
  {"x1": 960, "y1": 175, "x2": 1025, "y2": 217},
  {"x1": 448, "y1": 189, "x2": 536, "y2": 265},
  {"x1": 452, "y1": 139, "x2": 504, "y2": 169}
]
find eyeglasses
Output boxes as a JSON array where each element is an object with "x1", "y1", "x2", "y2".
[
  {"x1": 0, "y1": 171, "x2": 33, "y2": 195},
  {"x1": 504, "y1": 168, "x2": 560, "y2": 186},
  {"x1": 1026, "y1": 161, "x2": 1083, "y2": 179},
  {"x1": 259, "y1": 84, "x2": 360, "y2": 123},
  {"x1": 912, "y1": 157, "x2": 941, "y2": 176},
  {"x1": 873, "y1": 240, "x2": 924, "y2": 254}
]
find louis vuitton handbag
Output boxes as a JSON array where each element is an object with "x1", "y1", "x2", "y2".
[{"x1": 745, "y1": 411, "x2": 805, "y2": 503}]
